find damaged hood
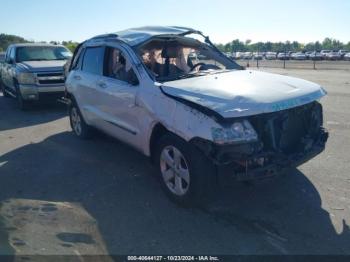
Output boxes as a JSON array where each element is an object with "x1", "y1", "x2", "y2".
[{"x1": 161, "y1": 70, "x2": 326, "y2": 118}]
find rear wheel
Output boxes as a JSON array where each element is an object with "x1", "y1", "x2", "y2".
[
  {"x1": 155, "y1": 133, "x2": 216, "y2": 206},
  {"x1": 69, "y1": 101, "x2": 93, "y2": 139}
]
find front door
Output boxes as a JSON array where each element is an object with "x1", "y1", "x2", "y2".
[{"x1": 93, "y1": 46, "x2": 141, "y2": 149}]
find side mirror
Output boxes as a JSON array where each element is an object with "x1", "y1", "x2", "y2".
[{"x1": 7, "y1": 58, "x2": 14, "y2": 64}]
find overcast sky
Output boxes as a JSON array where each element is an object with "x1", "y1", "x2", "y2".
[{"x1": 1, "y1": 0, "x2": 349, "y2": 44}]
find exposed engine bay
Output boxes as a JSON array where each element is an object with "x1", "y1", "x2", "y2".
[{"x1": 191, "y1": 101, "x2": 328, "y2": 180}]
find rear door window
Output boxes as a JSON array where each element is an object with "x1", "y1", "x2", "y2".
[{"x1": 82, "y1": 47, "x2": 105, "y2": 75}]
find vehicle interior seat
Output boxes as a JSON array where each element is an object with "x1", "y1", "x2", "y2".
[{"x1": 161, "y1": 47, "x2": 184, "y2": 77}]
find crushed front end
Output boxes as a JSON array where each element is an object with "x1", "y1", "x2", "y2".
[{"x1": 191, "y1": 101, "x2": 329, "y2": 181}]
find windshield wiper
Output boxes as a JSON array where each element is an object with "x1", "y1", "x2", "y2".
[
  {"x1": 157, "y1": 68, "x2": 235, "y2": 82},
  {"x1": 22, "y1": 59, "x2": 51, "y2": 61},
  {"x1": 177, "y1": 69, "x2": 232, "y2": 79},
  {"x1": 177, "y1": 72, "x2": 207, "y2": 79},
  {"x1": 158, "y1": 71, "x2": 208, "y2": 82},
  {"x1": 21, "y1": 58, "x2": 66, "y2": 62}
]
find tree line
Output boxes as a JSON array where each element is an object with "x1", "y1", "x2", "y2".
[
  {"x1": 1, "y1": 33, "x2": 349, "y2": 54},
  {"x1": 216, "y1": 38, "x2": 350, "y2": 53},
  {"x1": 0, "y1": 34, "x2": 27, "y2": 51},
  {"x1": 0, "y1": 33, "x2": 79, "y2": 52}
]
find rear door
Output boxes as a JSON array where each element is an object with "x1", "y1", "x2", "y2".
[{"x1": 70, "y1": 46, "x2": 105, "y2": 126}]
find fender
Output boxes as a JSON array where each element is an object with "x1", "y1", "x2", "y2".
[{"x1": 159, "y1": 85, "x2": 225, "y2": 123}]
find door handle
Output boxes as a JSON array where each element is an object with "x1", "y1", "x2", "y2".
[{"x1": 74, "y1": 75, "x2": 81, "y2": 80}]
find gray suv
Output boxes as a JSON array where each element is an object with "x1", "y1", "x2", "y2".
[{"x1": 65, "y1": 26, "x2": 328, "y2": 205}]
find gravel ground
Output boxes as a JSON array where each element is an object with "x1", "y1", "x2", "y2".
[{"x1": 0, "y1": 66, "x2": 349, "y2": 258}]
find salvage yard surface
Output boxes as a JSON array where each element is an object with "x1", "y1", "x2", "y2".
[{"x1": 0, "y1": 65, "x2": 350, "y2": 257}]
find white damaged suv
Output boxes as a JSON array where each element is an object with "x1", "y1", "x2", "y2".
[{"x1": 65, "y1": 26, "x2": 328, "y2": 205}]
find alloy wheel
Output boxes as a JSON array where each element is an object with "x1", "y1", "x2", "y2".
[
  {"x1": 160, "y1": 145, "x2": 190, "y2": 196},
  {"x1": 71, "y1": 107, "x2": 82, "y2": 136}
]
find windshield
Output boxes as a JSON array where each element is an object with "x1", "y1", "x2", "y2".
[
  {"x1": 137, "y1": 36, "x2": 241, "y2": 82},
  {"x1": 16, "y1": 46, "x2": 72, "y2": 62}
]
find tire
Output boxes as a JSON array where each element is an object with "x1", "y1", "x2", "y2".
[
  {"x1": 69, "y1": 101, "x2": 94, "y2": 139},
  {"x1": 0, "y1": 80, "x2": 11, "y2": 98},
  {"x1": 155, "y1": 133, "x2": 216, "y2": 206},
  {"x1": 16, "y1": 86, "x2": 29, "y2": 110}
]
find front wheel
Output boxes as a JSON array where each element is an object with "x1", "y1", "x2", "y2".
[
  {"x1": 69, "y1": 102, "x2": 93, "y2": 139},
  {"x1": 16, "y1": 88, "x2": 29, "y2": 110},
  {"x1": 0, "y1": 81, "x2": 11, "y2": 98},
  {"x1": 155, "y1": 133, "x2": 216, "y2": 206}
]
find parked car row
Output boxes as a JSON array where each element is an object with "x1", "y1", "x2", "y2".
[
  {"x1": 0, "y1": 26, "x2": 329, "y2": 205},
  {"x1": 225, "y1": 50, "x2": 350, "y2": 61}
]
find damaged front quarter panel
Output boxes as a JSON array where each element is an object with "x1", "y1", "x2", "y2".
[
  {"x1": 192, "y1": 101, "x2": 329, "y2": 181},
  {"x1": 158, "y1": 85, "x2": 264, "y2": 163},
  {"x1": 157, "y1": 86, "x2": 261, "y2": 151}
]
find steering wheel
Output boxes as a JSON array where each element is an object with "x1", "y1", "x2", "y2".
[{"x1": 190, "y1": 62, "x2": 206, "y2": 72}]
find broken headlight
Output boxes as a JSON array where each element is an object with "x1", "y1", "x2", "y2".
[{"x1": 211, "y1": 120, "x2": 258, "y2": 144}]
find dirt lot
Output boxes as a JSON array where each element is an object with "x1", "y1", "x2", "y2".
[{"x1": 0, "y1": 65, "x2": 350, "y2": 258}]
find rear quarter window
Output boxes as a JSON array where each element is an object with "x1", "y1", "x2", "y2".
[{"x1": 82, "y1": 47, "x2": 105, "y2": 75}]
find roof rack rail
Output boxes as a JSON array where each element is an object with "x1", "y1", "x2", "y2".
[{"x1": 90, "y1": 33, "x2": 118, "y2": 40}]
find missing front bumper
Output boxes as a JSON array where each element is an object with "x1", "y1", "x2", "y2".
[
  {"x1": 234, "y1": 139, "x2": 327, "y2": 181},
  {"x1": 192, "y1": 128, "x2": 329, "y2": 182}
]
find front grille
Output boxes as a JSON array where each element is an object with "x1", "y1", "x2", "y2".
[
  {"x1": 37, "y1": 72, "x2": 65, "y2": 85},
  {"x1": 39, "y1": 79, "x2": 64, "y2": 85},
  {"x1": 250, "y1": 101, "x2": 323, "y2": 154}
]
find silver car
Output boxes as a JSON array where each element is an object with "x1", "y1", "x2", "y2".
[
  {"x1": 265, "y1": 52, "x2": 277, "y2": 60},
  {"x1": 326, "y1": 51, "x2": 341, "y2": 60},
  {"x1": 65, "y1": 26, "x2": 328, "y2": 205},
  {"x1": 344, "y1": 52, "x2": 350, "y2": 61}
]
